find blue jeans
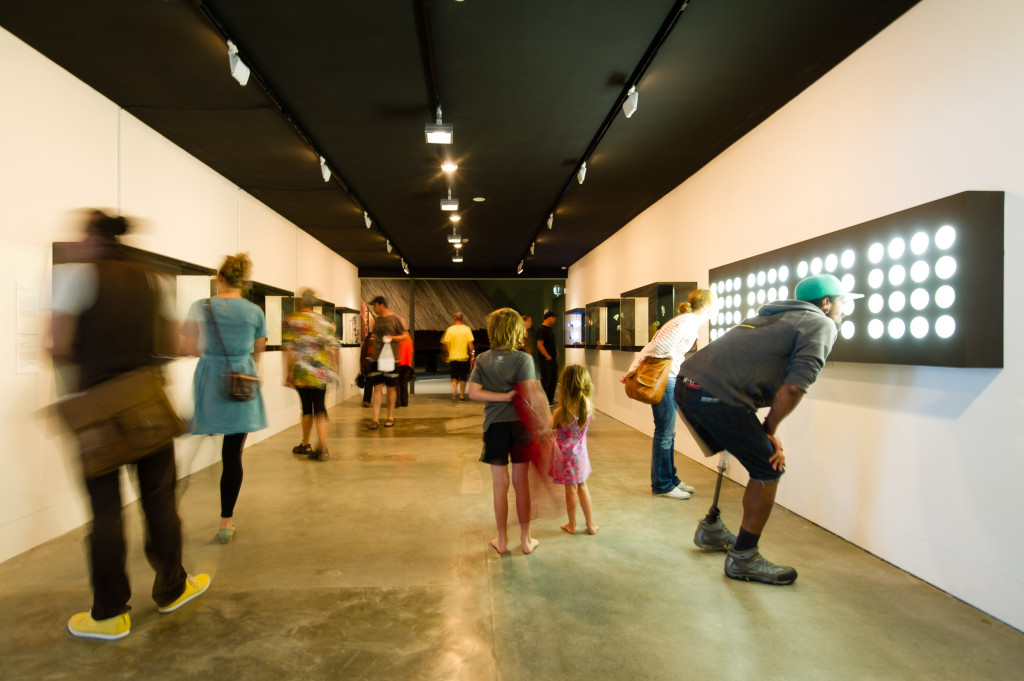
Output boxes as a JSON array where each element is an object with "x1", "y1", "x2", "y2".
[{"x1": 650, "y1": 375, "x2": 681, "y2": 494}]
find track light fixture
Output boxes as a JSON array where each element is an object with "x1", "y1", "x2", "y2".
[
  {"x1": 622, "y1": 86, "x2": 638, "y2": 119},
  {"x1": 441, "y1": 161, "x2": 458, "y2": 173},
  {"x1": 450, "y1": 213, "x2": 461, "y2": 222},
  {"x1": 577, "y1": 161, "x2": 587, "y2": 185},
  {"x1": 441, "y1": 188, "x2": 459, "y2": 211},
  {"x1": 363, "y1": 211, "x2": 372, "y2": 229},
  {"x1": 319, "y1": 156, "x2": 331, "y2": 182},
  {"x1": 517, "y1": 260, "x2": 524, "y2": 275},
  {"x1": 386, "y1": 239, "x2": 392, "y2": 253},
  {"x1": 447, "y1": 228, "x2": 462, "y2": 244},
  {"x1": 401, "y1": 258, "x2": 409, "y2": 275},
  {"x1": 452, "y1": 251, "x2": 464, "y2": 263},
  {"x1": 547, "y1": 213, "x2": 554, "y2": 229},
  {"x1": 227, "y1": 41, "x2": 250, "y2": 86},
  {"x1": 425, "y1": 106, "x2": 453, "y2": 144}
]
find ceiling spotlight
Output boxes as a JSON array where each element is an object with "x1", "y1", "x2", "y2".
[
  {"x1": 622, "y1": 86, "x2": 638, "y2": 119},
  {"x1": 425, "y1": 106, "x2": 453, "y2": 144},
  {"x1": 363, "y1": 211, "x2": 372, "y2": 228},
  {"x1": 530, "y1": 241, "x2": 535, "y2": 255},
  {"x1": 386, "y1": 239, "x2": 392, "y2": 253},
  {"x1": 227, "y1": 40, "x2": 250, "y2": 86},
  {"x1": 453, "y1": 241, "x2": 463, "y2": 249},
  {"x1": 447, "y1": 229, "x2": 462, "y2": 244},
  {"x1": 441, "y1": 161, "x2": 458, "y2": 173},
  {"x1": 440, "y1": 198, "x2": 459, "y2": 211},
  {"x1": 449, "y1": 213, "x2": 461, "y2": 222},
  {"x1": 517, "y1": 260, "x2": 524, "y2": 275},
  {"x1": 577, "y1": 161, "x2": 587, "y2": 185},
  {"x1": 401, "y1": 258, "x2": 409, "y2": 275},
  {"x1": 547, "y1": 213, "x2": 554, "y2": 229},
  {"x1": 319, "y1": 156, "x2": 331, "y2": 182},
  {"x1": 452, "y1": 252, "x2": 464, "y2": 263}
]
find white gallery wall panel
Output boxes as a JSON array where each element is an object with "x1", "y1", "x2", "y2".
[
  {"x1": 567, "y1": 0, "x2": 1024, "y2": 630},
  {"x1": 238, "y1": 191, "x2": 297, "y2": 292}
]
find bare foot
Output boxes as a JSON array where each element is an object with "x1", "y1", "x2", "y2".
[
  {"x1": 586, "y1": 524, "x2": 600, "y2": 535},
  {"x1": 489, "y1": 538, "x2": 507, "y2": 555},
  {"x1": 522, "y1": 537, "x2": 540, "y2": 554},
  {"x1": 560, "y1": 523, "x2": 576, "y2": 534}
]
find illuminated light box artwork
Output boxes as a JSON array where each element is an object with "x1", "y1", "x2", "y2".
[{"x1": 707, "y1": 191, "x2": 1003, "y2": 368}]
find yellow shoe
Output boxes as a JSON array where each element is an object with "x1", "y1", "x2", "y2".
[
  {"x1": 157, "y1": 573, "x2": 211, "y2": 614},
  {"x1": 68, "y1": 611, "x2": 130, "y2": 640}
]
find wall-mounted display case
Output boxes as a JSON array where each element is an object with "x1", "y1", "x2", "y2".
[
  {"x1": 621, "y1": 282, "x2": 698, "y2": 342},
  {"x1": 618, "y1": 297, "x2": 650, "y2": 351},
  {"x1": 564, "y1": 308, "x2": 584, "y2": 347},
  {"x1": 584, "y1": 299, "x2": 620, "y2": 349},
  {"x1": 336, "y1": 307, "x2": 361, "y2": 346}
]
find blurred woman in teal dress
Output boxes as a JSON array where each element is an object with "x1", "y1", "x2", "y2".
[{"x1": 180, "y1": 253, "x2": 268, "y2": 543}]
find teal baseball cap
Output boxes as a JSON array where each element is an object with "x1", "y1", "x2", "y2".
[{"x1": 794, "y1": 274, "x2": 863, "y2": 302}]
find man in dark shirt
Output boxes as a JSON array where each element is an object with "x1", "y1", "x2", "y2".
[
  {"x1": 676, "y1": 274, "x2": 859, "y2": 585},
  {"x1": 535, "y1": 311, "x2": 559, "y2": 405}
]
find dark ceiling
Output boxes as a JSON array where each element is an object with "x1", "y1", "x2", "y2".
[{"x1": 1, "y1": 0, "x2": 919, "y2": 278}]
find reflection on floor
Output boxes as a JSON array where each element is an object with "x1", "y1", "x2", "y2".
[{"x1": 1, "y1": 378, "x2": 1022, "y2": 680}]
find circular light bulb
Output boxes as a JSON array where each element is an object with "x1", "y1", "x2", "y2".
[
  {"x1": 888, "y1": 237, "x2": 906, "y2": 260},
  {"x1": 868, "y1": 243, "x2": 884, "y2": 264},
  {"x1": 888, "y1": 318, "x2": 906, "y2": 339},
  {"x1": 910, "y1": 260, "x2": 929, "y2": 283},
  {"x1": 841, "y1": 249, "x2": 856, "y2": 269},
  {"x1": 868, "y1": 268, "x2": 884, "y2": 289},
  {"x1": 825, "y1": 253, "x2": 838, "y2": 272},
  {"x1": 911, "y1": 232, "x2": 929, "y2": 255},
  {"x1": 889, "y1": 264, "x2": 906, "y2": 286},
  {"x1": 935, "y1": 225, "x2": 956, "y2": 249},
  {"x1": 910, "y1": 317, "x2": 929, "y2": 339},
  {"x1": 841, "y1": 321, "x2": 855, "y2": 339},
  {"x1": 797, "y1": 261, "x2": 808, "y2": 278},
  {"x1": 888, "y1": 291, "x2": 906, "y2": 313},
  {"x1": 935, "y1": 315, "x2": 955, "y2": 338},
  {"x1": 868, "y1": 294, "x2": 884, "y2": 314},
  {"x1": 910, "y1": 288, "x2": 929, "y2": 310},
  {"x1": 868, "y1": 319, "x2": 884, "y2": 339},
  {"x1": 935, "y1": 256, "x2": 957, "y2": 280},
  {"x1": 811, "y1": 257, "x2": 823, "y2": 275},
  {"x1": 779, "y1": 265, "x2": 789, "y2": 281},
  {"x1": 935, "y1": 285, "x2": 955, "y2": 309}
]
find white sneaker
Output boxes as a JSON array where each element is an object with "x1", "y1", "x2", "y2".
[
  {"x1": 656, "y1": 487, "x2": 691, "y2": 500},
  {"x1": 677, "y1": 482, "x2": 695, "y2": 493}
]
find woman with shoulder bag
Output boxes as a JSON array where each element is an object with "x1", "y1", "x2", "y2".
[
  {"x1": 621, "y1": 288, "x2": 716, "y2": 500},
  {"x1": 180, "y1": 253, "x2": 268, "y2": 543}
]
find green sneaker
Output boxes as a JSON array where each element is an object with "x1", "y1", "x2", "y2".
[
  {"x1": 724, "y1": 547, "x2": 798, "y2": 585},
  {"x1": 68, "y1": 611, "x2": 130, "y2": 640},
  {"x1": 693, "y1": 517, "x2": 737, "y2": 552},
  {"x1": 158, "y1": 573, "x2": 211, "y2": 613}
]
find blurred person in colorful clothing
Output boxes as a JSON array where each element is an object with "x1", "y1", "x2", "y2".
[{"x1": 283, "y1": 288, "x2": 340, "y2": 461}]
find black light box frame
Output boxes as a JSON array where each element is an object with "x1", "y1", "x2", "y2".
[{"x1": 707, "y1": 191, "x2": 1003, "y2": 368}]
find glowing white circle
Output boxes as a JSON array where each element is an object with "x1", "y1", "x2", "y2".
[
  {"x1": 757, "y1": 289, "x2": 766, "y2": 304},
  {"x1": 935, "y1": 315, "x2": 955, "y2": 338},
  {"x1": 888, "y1": 237, "x2": 906, "y2": 260},
  {"x1": 868, "y1": 294, "x2": 884, "y2": 314},
  {"x1": 868, "y1": 269, "x2": 884, "y2": 289},
  {"x1": 717, "y1": 312, "x2": 725, "y2": 325},
  {"x1": 911, "y1": 232, "x2": 929, "y2": 255},
  {"x1": 841, "y1": 321, "x2": 855, "y2": 340},
  {"x1": 747, "y1": 273, "x2": 756, "y2": 288},
  {"x1": 889, "y1": 291, "x2": 906, "y2": 313},
  {"x1": 841, "y1": 249, "x2": 856, "y2": 269},
  {"x1": 910, "y1": 288, "x2": 929, "y2": 310},
  {"x1": 888, "y1": 264, "x2": 906, "y2": 286},
  {"x1": 778, "y1": 286, "x2": 788, "y2": 299},
  {"x1": 935, "y1": 285, "x2": 955, "y2": 309},
  {"x1": 868, "y1": 242, "x2": 884, "y2": 264},
  {"x1": 811, "y1": 258, "x2": 823, "y2": 275},
  {"x1": 778, "y1": 266, "x2": 789, "y2": 281},
  {"x1": 841, "y1": 274, "x2": 855, "y2": 292},
  {"x1": 747, "y1": 291, "x2": 756, "y2": 305},
  {"x1": 825, "y1": 254, "x2": 838, "y2": 272},
  {"x1": 910, "y1": 260, "x2": 929, "y2": 283},
  {"x1": 768, "y1": 268, "x2": 777, "y2": 284},
  {"x1": 935, "y1": 256, "x2": 956, "y2": 279},
  {"x1": 768, "y1": 288, "x2": 778, "y2": 302},
  {"x1": 757, "y1": 271, "x2": 766, "y2": 286},
  {"x1": 868, "y1": 319, "x2": 884, "y2": 339},
  {"x1": 935, "y1": 225, "x2": 956, "y2": 249},
  {"x1": 724, "y1": 295, "x2": 732, "y2": 309},
  {"x1": 910, "y1": 317, "x2": 929, "y2": 339},
  {"x1": 733, "y1": 294, "x2": 741, "y2": 308},
  {"x1": 747, "y1": 308, "x2": 756, "y2": 318},
  {"x1": 844, "y1": 298, "x2": 856, "y2": 314},
  {"x1": 797, "y1": 261, "x2": 808, "y2": 278},
  {"x1": 888, "y1": 318, "x2": 906, "y2": 339}
]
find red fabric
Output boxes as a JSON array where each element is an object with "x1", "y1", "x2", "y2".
[
  {"x1": 513, "y1": 382, "x2": 559, "y2": 518},
  {"x1": 398, "y1": 337, "x2": 414, "y2": 366}
]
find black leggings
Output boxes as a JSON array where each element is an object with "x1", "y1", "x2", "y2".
[{"x1": 220, "y1": 433, "x2": 248, "y2": 518}]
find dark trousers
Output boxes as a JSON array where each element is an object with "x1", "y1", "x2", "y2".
[
  {"x1": 220, "y1": 433, "x2": 247, "y2": 518},
  {"x1": 397, "y1": 365, "x2": 414, "y2": 407},
  {"x1": 84, "y1": 443, "x2": 187, "y2": 619},
  {"x1": 539, "y1": 357, "x2": 559, "y2": 404}
]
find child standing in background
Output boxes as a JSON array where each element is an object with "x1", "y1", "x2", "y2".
[
  {"x1": 551, "y1": 365, "x2": 598, "y2": 535},
  {"x1": 468, "y1": 308, "x2": 546, "y2": 555}
]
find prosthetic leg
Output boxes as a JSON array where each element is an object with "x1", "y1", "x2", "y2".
[{"x1": 678, "y1": 409, "x2": 737, "y2": 552}]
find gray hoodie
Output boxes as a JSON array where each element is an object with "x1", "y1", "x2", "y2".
[{"x1": 680, "y1": 300, "x2": 838, "y2": 411}]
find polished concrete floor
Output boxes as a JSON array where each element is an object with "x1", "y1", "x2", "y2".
[{"x1": 2, "y1": 378, "x2": 1023, "y2": 680}]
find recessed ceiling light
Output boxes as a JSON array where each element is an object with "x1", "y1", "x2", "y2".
[{"x1": 473, "y1": 197, "x2": 485, "y2": 202}]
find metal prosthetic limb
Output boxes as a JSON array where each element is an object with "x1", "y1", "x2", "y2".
[{"x1": 702, "y1": 452, "x2": 729, "y2": 524}]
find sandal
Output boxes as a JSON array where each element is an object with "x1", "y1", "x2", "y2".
[
  {"x1": 384, "y1": 418, "x2": 395, "y2": 428},
  {"x1": 292, "y1": 443, "x2": 312, "y2": 454},
  {"x1": 368, "y1": 421, "x2": 379, "y2": 430}
]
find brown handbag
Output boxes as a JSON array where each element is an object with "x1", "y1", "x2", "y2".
[
  {"x1": 57, "y1": 366, "x2": 186, "y2": 479},
  {"x1": 624, "y1": 356, "x2": 673, "y2": 404},
  {"x1": 205, "y1": 300, "x2": 260, "y2": 401}
]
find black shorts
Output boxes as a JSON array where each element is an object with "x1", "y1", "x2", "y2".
[
  {"x1": 480, "y1": 421, "x2": 531, "y2": 465},
  {"x1": 295, "y1": 386, "x2": 327, "y2": 416},
  {"x1": 449, "y1": 360, "x2": 470, "y2": 381},
  {"x1": 366, "y1": 361, "x2": 399, "y2": 388}
]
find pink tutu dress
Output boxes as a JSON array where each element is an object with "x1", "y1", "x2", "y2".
[{"x1": 551, "y1": 417, "x2": 592, "y2": 484}]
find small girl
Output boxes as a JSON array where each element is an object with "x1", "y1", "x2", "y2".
[
  {"x1": 551, "y1": 365, "x2": 598, "y2": 535},
  {"x1": 468, "y1": 308, "x2": 544, "y2": 555}
]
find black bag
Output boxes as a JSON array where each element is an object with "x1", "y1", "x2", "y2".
[{"x1": 205, "y1": 300, "x2": 260, "y2": 402}]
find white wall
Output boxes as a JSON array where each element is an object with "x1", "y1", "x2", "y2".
[
  {"x1": 0, "y1": 27, "x2": 361, "y2": 563},
  {"x1": 568, "y1": 0, "x2": 1024, "y2": 631}
]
